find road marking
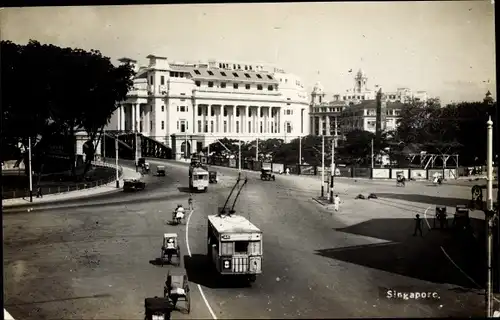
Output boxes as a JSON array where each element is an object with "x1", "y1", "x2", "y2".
[
  {"x1": 440, "y1": 246, "x2": 483, "y2": 289},
  {"x1": 186, "y1": 208, "x2": 218, "y2": 320},
  {"x1": 423, "y1": 206, "x2": 432, "y2": 230}
]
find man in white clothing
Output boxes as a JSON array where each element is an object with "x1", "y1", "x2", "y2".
[{"x1": 334, "y1": 194, "x2": 340, "y2": 212}]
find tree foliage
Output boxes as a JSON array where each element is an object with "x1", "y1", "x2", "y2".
[{"x1": 1, "y1": 40, "x2": 134, "y2": 178}]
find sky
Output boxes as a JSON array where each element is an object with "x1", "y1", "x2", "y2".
[{"x1": 1, "y1": 2, "x2": 496, "y2": 104}]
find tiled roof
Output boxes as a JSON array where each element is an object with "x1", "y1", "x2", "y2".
[{"x1": 175, "y1": 66, "x2": 278, "y2": 84}]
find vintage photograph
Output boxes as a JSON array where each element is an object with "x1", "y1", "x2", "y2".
[{"x1": 1, "y1": 2, "x2": 497, "y2": 319}]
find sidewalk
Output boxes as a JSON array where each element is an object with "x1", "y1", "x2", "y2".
[{"x1": 2, "y1": 165, "x2": 141, "y2": 209}]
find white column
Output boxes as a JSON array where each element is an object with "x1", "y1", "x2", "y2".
[
  {"x1": 135, "y1": 104, "x2": 140, "y2": 132},
  {"x1": 244, "y1": 106, "x2": 248, "y2": 134},
  {"x1": 326, "y1": 115, "x2": 331, "y2": 136},
  {"x1": 232, "y1": 106, "x2": 236, "y2": 134},
  {"x1": 319, "y1": 116, "x2": 324, "y2": 135},
  {"x1": 117, "y1": 105, "x2": 122, "y2": 130},
  {"x1": 208, "y1": 105, "x2": 212, "y2": 133},
  {"x1": 218, "y1": 106, "x2": 222, "y2": 133},
  {"x1": 194, "y1": 104, "x2": 198, "y2": 134},
  {"x1": 120, "y1": 105, "x2": 126, "y2": 131},
  {"x1": 257, "y1": 107, "x2": 261, "y2": 134}
]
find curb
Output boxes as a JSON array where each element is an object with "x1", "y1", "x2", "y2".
[{"x1": 2, "y1": 165, "x2": 140, "y2": 209}]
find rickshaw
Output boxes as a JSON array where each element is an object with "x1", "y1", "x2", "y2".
[
  {"x1": 123, "y1": 179, "x2": 146, "y2": 192},
  {"x1": 209, "y1": 171, "x2": 218, "y2": 184},
  {"x1": 260, "y1": 168, "x2": 275, "y2": 181},
  {"x1": 157, "y1": 165, "x2": 166, "y2": 176},
  {"x1": 163, "y1": 270, "x2": 191, "y2": 314},
  {"x1": 160, "y1": 233, "x2": 181, "y2": 266},
  {"x1": 142, "y1": 162, "x2": 150, "y2": 174},
  {"x1": 144, "y1": 297, "x2": 173, "y2": 320},
  {"x1": 396, "y1": 171, "x2": 406, "y2": 187},
  {"x1": 171, "y1": 206, "x2": 186, "y2": 225},
  {"x1": 138, "y1": 157, "x2": 146, "y2": 168}
]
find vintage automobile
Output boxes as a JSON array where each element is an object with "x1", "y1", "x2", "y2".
[
  {"x1": 157, "y1": 165, "x2": 166, "y2": 176},
  {"x1": 163, "y1": 270, "x2": 190, "y2": 314},
  {"x1": 209, "y1": 171, "x2": 218, "y2": 184},
  {"x1": 123, "y1": 179, "x2": 146, "y2": 192},
  {"x1": 160, "y1": 233, "x2": 181, "y2": 266},
  {"x1": 260, "y1": 168, "x2": 275, "y2": 181},
  {"x1": 144, "y1": 297, "x2": 173, "y2": 320}
]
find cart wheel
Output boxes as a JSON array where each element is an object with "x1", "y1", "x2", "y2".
[{"x1": 186, "y1": 290, "x2": 191, "y2": 314}]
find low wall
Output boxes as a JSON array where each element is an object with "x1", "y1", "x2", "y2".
[
  {"x1": 372, "y1": 168, "x2": 390, "y2": 179},
  {"x1": 409, "y1": 169, "x2": 427, "y2": 180}
]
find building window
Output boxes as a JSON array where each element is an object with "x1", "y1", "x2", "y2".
[
  {"x1": 207, "y1": 71, "x2": 214, "y2": 76},
  {"x1": 271, "y1": 122, "x2": 274, "y2": 133},
  {"x1": 257, "y1": 85, "x2": 263, "y2": 90},
  {"x1": 150, "y1": 76, "x2": 154, "y2": 85},
  {"x1": 260, "y1": 121, "x2": 263, "y2": 133},
  {"x1": 248, "y1": 109, "x2": 252, "y2": 117},
  {"x1": 260, "y1": 109, "x2": 264, "y2": 117},
  {"x1": 194, "y1": 70, "x2": 201, "y2": 75},
  {"x1": 161, "y1": 76, "x2": 165, "y2": 85},
  {"x1": 211, "y1": 108, "x2": 215, "y2": 117},
  {"x1": 233, "y1": 83, "x2": 239, "y2": 89},
  {"x1": 150, "y1": 120, "x2": 153, "y2": 130},
  {"x1": 236, "y1": 121, "x2": 240, "y2": 133},
  {"x1": 244, "y1": 73, "x2": 251, "y2": 78},
  {"x1": 220, "y1": 82, "x2": 226, "y2": 88},
  {"x1": 161, "y1": 121, "x2": 165, "y2": 130},
  {"x1": 204, "y1": 121, "x2": 208, "y2": 133},
  {"x1": 268, "y1": 85, "x2": 274, "y2": 91},
  {"x1": 248, "y1": 121, "x2": 252, "y2": 133},
  {"x1": 236, "y1": 109, "x2": 240, "y2": 117},
  {"x1": 210, "y1": 121, "x2": 214, "y2": 133},
  {"x1": 286, "y1": 122, "x2": 292, "y2": 133},
  {"x1": 256, "y1": 74, "x2": 262, "y2": 79},
  {"x1": 198, "y1": 106, "x2": 202, "y2": 116},
  {"x1": 224, "y1": 109, "x2": 228, "y2": 117},
  {"x1": 245, "y1": 84, "x2": 250, "y2": 90},
  {"x1": 223, "y1": 121, "x2": 227, "y2": 133},
  {"x1": 161, "y1": 105, "x2": 165, "y2": 112},
  {"x1": 180, "y1": 106, "x2": 186, "y2": 112},
  {"x1": 197, "y1": 120, "x2": 202, "y2": 133},
  {"x1": 177, "y1": 106, "x2": 179, "y2": 112},
  {"x1": 233, "y1": 72, "x2": 239, "y2": 77},
  {"x1": 220, "y1": 72, "x2": 227, "y2": 76},
  {"x1": 195, "y1": 81, "x2": 201, "y2": 86},
  {"x1": 208, "y1": 82, "x2": 214, "y2": 87}
]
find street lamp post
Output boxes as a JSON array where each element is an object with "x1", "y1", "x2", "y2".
[
  {"x1": 28, "y1": 136, "x2": 33, "y2": 202},
  {"x1": 115, "y1": 137, "x2": 120, "y2": 188},
  {"x1": 238, "y1": 140, "x2": 242, "y2": 172},
  {"x1": 487, "y1": 116, "x2": 494, "y2": 317},
  {"x1": 321, "y1": 135, "x2": 325, "y2": 198},
  {"x1": 330, "y1": 137, "x2": 335, "y2": 203},
  {"x1": 299, "y1": 136, "x2": 302, "y2": 165}
]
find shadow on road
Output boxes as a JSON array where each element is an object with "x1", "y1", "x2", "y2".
[
  {"x1": 375, "y1": 193, "x2": 470, "y2": 207},
  {"x1": 317, "y1": 218, "x2": 486, "y2": 289},
  {"x1": 183, "y1": 254, "x2": 251, "y2": 289},
  {"x1": 5, "y1": 293, "x2": 112, "y2": 307},
  {"x1": 177, "y1": 187, "x2": 191, "y2": 193}
]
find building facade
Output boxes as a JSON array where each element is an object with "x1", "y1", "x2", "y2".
[
  {"x1": 310, "y1": 69, "x2": 427, "y2": 135},
  {"x1": 107, "y1": 55, "x2": 309, "y2": 158}
]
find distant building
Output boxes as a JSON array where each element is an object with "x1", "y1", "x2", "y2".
[
  {"x1": 107, "y1": 55, "x2": 309, "y2": 159},
  {"x1": 310, "y1": 69, "x2": 428, "y2": 136}
]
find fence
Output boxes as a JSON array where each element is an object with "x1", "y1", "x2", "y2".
[
  {"x1": 1, "y1": 161, "x2": 122, "y2": 200},
  {"x1": 203, "y1": 155, "x2": 492, "y2": 181}
]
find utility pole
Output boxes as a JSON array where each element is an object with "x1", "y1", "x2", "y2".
[
  {"x1": 28, "y1": 136, "x2": 33, "y2": 203},
  {"x1": 321, "y1": 135, "x2": 325, "y2": 198},
  {"x1": 185, "y1": 131, "x2": 188, "y2": 159},
  {"x1": 256, "y1": 137, "x2": 259, "y2": 161},
  {"x1": 103, "y1": 129, "x2": 106, "y2": 162},
  {"x1": 207, "y1": 142, "x2": 210, "y2": 164},
  {"x1": 487, "y1": 116, "x2": 494, "y2": 317},
  {"x1": 238, "y1": 140, "x2": 242, "y2": 172},
  {"x1": 299, "y1": 136, "x2": 302, "y2": 165},
  {"x1": 371, "y1": 139, "x2": 375, "y2": 169},
  {"x1": 115, "y1": 137, "x2": 120, "y2": 188},
  {"x1": 330, "y1": 136, "x2": 335, "y2": 203},
  {"x1": 134, "y1": 130, "x2": 139, "y2": 172}
]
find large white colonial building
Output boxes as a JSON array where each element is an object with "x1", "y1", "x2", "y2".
[{"x1": 107, "y1": 55, "x2": 309, "y2": 158}]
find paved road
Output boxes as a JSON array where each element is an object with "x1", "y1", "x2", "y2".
[{"x1": 4, "y1": 159, "x2": 486, "y2": 319}]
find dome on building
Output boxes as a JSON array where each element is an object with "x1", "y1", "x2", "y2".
[
  {"x1": 312, "y1": 81, "x2": 324, "y2": 94},
  {"x1": 356, "y1": 69, "x2": 366, "y2": 78}
]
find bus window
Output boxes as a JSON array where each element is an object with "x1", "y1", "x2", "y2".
[
  {"x1": 234, "y1": 241, "x2": 249, "y2": 254},
  {"x1": 249, "y1": 241, "x2": 261, "y2": 255},
  {"x1": 221, "y1": 242, "x2": 234, "y2": 255}
]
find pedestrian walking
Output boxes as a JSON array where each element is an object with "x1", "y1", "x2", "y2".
[
  {"x1": 333, "y1": 194, "x2": 340, "y2": 212},
  {"x1": 36, "y1": 185, "x2": 43, "y2": 198},
  {"x1": 413, "y1": 214, "x2": 423, "y2": 236}
]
